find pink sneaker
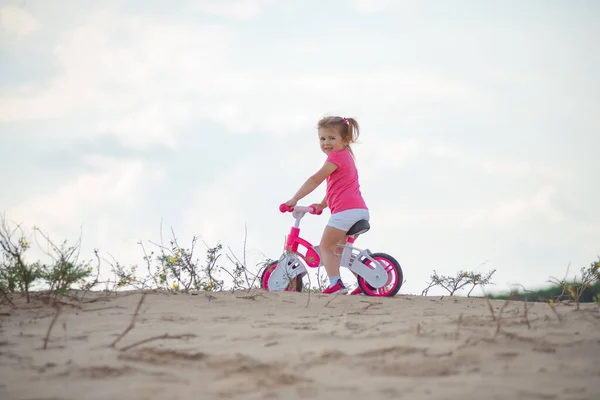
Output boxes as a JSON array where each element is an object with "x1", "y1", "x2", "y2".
[
  {"x1": 322, "y1": 279, "x2": 348, "y2": 294},
  {"x1": 349, "y1": 286, "x2": 362, "y2": 295},
  {"x1": 350, "y1": 282, "x2": 376, "y2": 295}
]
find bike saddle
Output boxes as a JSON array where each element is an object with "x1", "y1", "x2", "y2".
[{"x1": 346, "y1": 219, "x2": 370, "y2": 236}]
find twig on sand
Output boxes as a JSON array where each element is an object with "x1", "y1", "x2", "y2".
[
  {"x1": 43, "y1": 304, "x2": 62, "y2": 350},
  {"x1": 361, "y1": 301, "x2": 383, "y2": 311},
  {"x1": 485, "y1": 297, "x2": 496, "y2": 321},
  {"x1": 306, "y1": 288, "x2": 311, "y2": 308},
  {"x1": 38, "y1": 296, "x2": 83, "y2": 309},
  {"x1": 493, "y1": 300, "x2": 511, "y2": 339},
  {"x1": 523, "y1": 300, "x2": 532, "y2": 329},
  {"x1": 457, "y1": 336, "x2": 482, "y2": 349},
  {"x1": 120, "y1": 333, "x2": 197, "y2": 352},
  {"x1": 110, "y1": 293, "x2": 146, "y2": 348},
  {"x1": 345, "y1": 300, "x2": 383, "y2": 314},
  {"x1": 236, "y1": 293, "x2": 266, "y2": 301},
  {"x1": 324, "y1": 292, "x2": 341, "y2": 308},
  {"x1": 83, "y1": 306, "x2": 127, "y2": 312},
  {"x1": 205, "y1": 293, "x2": 217, "y2": 301},
  {"x1": 305, "y1": 280, "x2": 311, "y2": 308}
]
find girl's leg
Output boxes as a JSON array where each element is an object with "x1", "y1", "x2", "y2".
[{"x1": 319, "y1": 225, "x2": 348, "y2": 285}]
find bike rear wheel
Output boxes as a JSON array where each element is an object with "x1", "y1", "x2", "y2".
[
  {"x1": 357, "y1": 253, "x2": 403, "y2": 297},
  {"x1": 260, "y1": 260, "x2": 303, "y2": 292}
]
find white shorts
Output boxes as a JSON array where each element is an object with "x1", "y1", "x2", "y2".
[{"x1": 327, "y1": 208, "x2": 370, "y2": 232}]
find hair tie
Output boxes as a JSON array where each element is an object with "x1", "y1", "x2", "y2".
[{"x1": 343, "y1": 117, "x2": 349, "y2": 125}]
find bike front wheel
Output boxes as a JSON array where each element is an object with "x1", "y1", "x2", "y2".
[
  {"x1": 260, "y1": 260, "x2": 303, "y2": 292},
  {"x1": 357, "y1": 252, "x2": 403, "y2": 297}
]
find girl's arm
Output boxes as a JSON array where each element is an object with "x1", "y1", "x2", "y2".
[
  {"x1": 286, "y1": 162, "x2": 337, "y2": 206},
  {"x1": 319, "y1": 196, "x2": 327, "y2": 208}
]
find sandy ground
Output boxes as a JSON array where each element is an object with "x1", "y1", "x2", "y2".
[{"x1": 1, "y1": 289, "x2": 599, "y2": 400}]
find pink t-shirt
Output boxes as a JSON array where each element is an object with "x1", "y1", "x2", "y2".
[{"x1": 325, "y1": 148, "x2": 368, "y2": 214}]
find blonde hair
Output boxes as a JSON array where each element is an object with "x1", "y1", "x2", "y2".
[{"x1": 317, "y1": 116, "x2": 360, "y2": 158}]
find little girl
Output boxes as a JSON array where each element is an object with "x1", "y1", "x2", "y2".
[{"x1": 284, "y1": 115, "x2": 369, "y2": 295}]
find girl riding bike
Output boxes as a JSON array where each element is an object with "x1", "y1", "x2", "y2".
[{"x1": 284, "y1": 115, "x2": 369, "y2": 295}]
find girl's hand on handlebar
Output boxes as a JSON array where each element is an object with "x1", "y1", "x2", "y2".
[
  {"x1": 279, "y1": 202, "x2": 322, "y2": 214},
  {"x1": 309, "y1": 203, "x2": 325, "y2": 214},
  {"x1": 284, "y1": 198, "x2": 297, "y2": 208}
]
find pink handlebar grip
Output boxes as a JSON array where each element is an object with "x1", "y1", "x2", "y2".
[{"x1": 279, "y1": 203, "x2": 293, "y2": 213}]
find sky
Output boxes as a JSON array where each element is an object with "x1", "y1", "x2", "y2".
[{"x1": 1, "y1": 0, "x2": 599, "y2": 297}]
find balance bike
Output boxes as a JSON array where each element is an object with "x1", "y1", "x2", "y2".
[{"x1": 260, "y1": 204, "x2": 403, "y2": 296}]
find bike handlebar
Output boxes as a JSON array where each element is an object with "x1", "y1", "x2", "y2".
[{"x1": 279, "y1": 203, "x2": 322, "y2": 215}]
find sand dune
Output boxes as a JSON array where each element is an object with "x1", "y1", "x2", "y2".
[{"x1": 1, "y1": 289, "x2": 599, "y2": 399}]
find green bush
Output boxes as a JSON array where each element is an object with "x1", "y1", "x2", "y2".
[
  {"x1": 0, "y1": 213, "x2": 262, "y2": 306},
  {"x1": 488, "y1": 257, "x2": 600, "y2": 307}
]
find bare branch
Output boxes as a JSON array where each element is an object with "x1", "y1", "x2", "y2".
[
  {"x1": 110, "y1": 293, "x2": 147, "y2": 348},
  {"x1": 119, "y1": 333, "x2": 197, "y2": 352},
  {"x1": 43, "y1": 304, "x2": 62, "y2": 350}
]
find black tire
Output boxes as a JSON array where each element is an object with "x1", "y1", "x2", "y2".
[
  {"x1": 357, "y1": 252, "x2": 403, "y2": 297},
  {"x1": 260, "y1": 260, "x2": 303, "y2": 292}
]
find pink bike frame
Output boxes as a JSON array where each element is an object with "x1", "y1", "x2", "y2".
[
  {"x1": 279, "y1": 203, "x2": 357, "y2": 269},
  {"x1": 280, "y1": 204, "x2": 321, "y2": 268},
  {"x1": 284, "y1": 225, "x2": 321, "y2": 268}
]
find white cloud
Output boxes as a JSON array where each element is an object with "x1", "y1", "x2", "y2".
[
  {"x1": 352, "y1": 0, "x2": 387, "y2": 13},
  {"x1": 0, "y1": 5, "x2": 40, "y2": 38},
  {"x1": 461, "y1": 185, "x2": 565, "y2": 229},
  {"x1": 359, "y1": 137, "x2": 572, "y2": 183},
  {"x1": 192, "y1": 0, "x2": 276, "y2": 20},
  {"x1": 0, "y1": 4, "x2": 485, "y2": 146},
  {"x1": 183, "y1": 68, "x2": 486, "y2": 139},
  {"x1": 5, "y1": 155, "x2": 165, "y2": 265},
  {"x1": 358, "y1": 136, "x2": 423, "y2": 181},
  {"x1": 478, "y1": 159, "x2": 571, "y2": 180},
  {"x1": 0, "y1": 10, "x2": 236, "y2": 144},
  {"x1": 429, "y1": 141, "x2": 573, "y2": 180},
  {"x1": 9, "y1": 156, "x2": 141, "y2": 221},
  {"x1": 369, "y1": 184, "x2": 566, "y2": 234},
  {"x1": 97, "y1": 102, "x2": 192, "y2": 149}
]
